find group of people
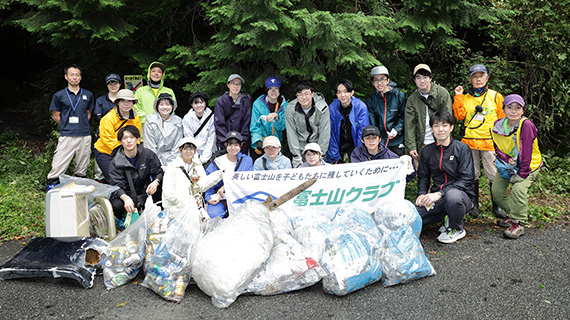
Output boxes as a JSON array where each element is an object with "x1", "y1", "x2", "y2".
[{"x1": 45, "y1": 61, "x2": 542, "y2": 243}]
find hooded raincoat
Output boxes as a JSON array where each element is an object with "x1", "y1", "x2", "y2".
[
  {"x1": 133, "y1": 62, "x2": 177, "y2": 125},
  {"x1": 250, "y1": 94, "x2": 288, "y2": 149},
  {"x1": 214, "y1": 92, "x2": 252, "y2": 154},
  {"x1": 183, "y1": 107, "x2": 216, "y2": 163},
  {"x1": 365, "y1": 81, "x2": 406, "y2": 147},
  {"x1": 143, "y1": 95, "x2": 184, "y2": 166}
]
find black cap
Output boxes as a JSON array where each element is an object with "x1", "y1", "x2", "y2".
[
  {"x1": 188, "y1": 91, "x2": 209, "y2": 104},
  {"x1": 224, "y1": 131, "x2": 243, "y2": 143},
  {"x1": 362, "y1": 125, "x2": 381, "y2": 138}
]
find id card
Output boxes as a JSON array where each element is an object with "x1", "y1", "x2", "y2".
[{"x1": 69, "y1": 116, "x2": 79, "y2": 124}]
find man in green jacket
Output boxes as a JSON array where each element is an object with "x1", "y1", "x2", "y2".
[
  {"x1": 133, "y1": 61, "x2": 176, "y2": 126},
  {"x1": 404, "y1": 64, "x2": 453, "y2": 168}
]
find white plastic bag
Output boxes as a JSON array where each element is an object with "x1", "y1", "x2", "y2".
[
  {"x1": 190, "y1": 201, "x2": 274, "y2": 308},
  {"x1": 247, "y1": 208, "x2": 321, "y2": 295},
  {"x1": 291, "y1": 214, "x2": 334, "y2": 262},
  {"x1": 375, "y1": 200, "x2": 436, "y2": 287}
]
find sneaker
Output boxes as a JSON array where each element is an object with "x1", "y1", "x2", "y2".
[
  {"x1": 504, "y1": 223, "x2": 525, "y2": 239},
  {"x1": 438, "y1": 215, "x2": 449, "y2": 233},
  {"x1": 497, "y1": 218, "x2": 517, "y2": 228},
  {"x1": 437, "y1": 228, "x2": 466, "y2": 243}
]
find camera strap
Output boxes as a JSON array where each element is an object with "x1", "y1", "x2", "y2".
[{"x1": 465, "y1": 90, "x2": 488, "y2": 129}]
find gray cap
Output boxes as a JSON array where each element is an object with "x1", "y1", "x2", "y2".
[
  {"x1": 227, "y1": 74, "x2": 245, "y2": 85},
  {"x1": 371, "y1": 66, "x2": 389, "y2": 77},
  {"x1": 225, "y1": 131, "x2": 243, "y2": 143}
]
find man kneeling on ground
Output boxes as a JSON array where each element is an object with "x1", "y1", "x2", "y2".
[
  {"x1": 108, "y1": 125, "x2": 163, "y2": 222},
  {"x1": 415, "y1": 110, "x2": 475, "y2": 244}
]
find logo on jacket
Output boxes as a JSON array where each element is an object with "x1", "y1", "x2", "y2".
[{"x1": 449, "y1": 155, "x2": 455, "y2": 161}]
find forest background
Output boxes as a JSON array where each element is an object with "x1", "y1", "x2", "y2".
[{"x1": 0, "y1": 0, "x2": 569, "y2": 239}]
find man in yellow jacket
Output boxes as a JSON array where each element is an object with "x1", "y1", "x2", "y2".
[{"x1": 453, "y1": 64, "x2": 506, "y2": 218}]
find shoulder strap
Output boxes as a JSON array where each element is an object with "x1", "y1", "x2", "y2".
[
  {"x1": 125, "y1": 170, "x2": 139, "y2": 206},
  {"x1": 234, "y1": 155, "x2": 244, "y2": 171},
  {"x1": 193, "y1": 112, "x2": 214, "y2": 137},
  {"x1": 115, "y1": 119, "x2": 129, "y2": 132},
  {"x1": 263, "y1": 157, "x2": 268, "y2": 170},
  {"x1": 179, "y1": 166, "x2": 192, "y2": 181}
]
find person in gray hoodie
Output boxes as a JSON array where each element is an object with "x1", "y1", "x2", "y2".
[
  {"x1": 143, "y1": 93, "x2": 184, "y2": 166},
  {"x1": 285, "y1": 81, "x2": 330, "y2": 168}
]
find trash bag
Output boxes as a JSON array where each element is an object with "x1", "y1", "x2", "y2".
[
  {"x1": 247, "y1": 208, "x2": 322, "y2": 295},
  {"x1": 0, "y1": 237, "x2": 108, "y2": 289},
  {"x1": 291, "y1": 214, "x2": 334, "y2": 263},
  {"x1": 190, "y1": 201, "x2": 274, "y2": 308},
  {"x1": 375, "y1": 200, "x2": 436, "y2": 287},
  {"x1": 101, "y1": 197, "x2": 161, "y2": 289},
  {"x1": 142, "y1": 201, "x2": 202, "y2": 302},
  {"x1": 320, "y1": 205, "x2": 383, "y2": 296}
]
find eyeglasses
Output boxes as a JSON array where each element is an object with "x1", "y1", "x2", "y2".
[
  {"x1": 296, "y1": 92, "x2": 313, "y2": 98},
  {"x1": 372, "y1": 77, "x2": 388, "y2": 84},
  {"x1": 181, "y1": 146, "x2": 196, "y2": 151},
  {"x1": 414, "y1": 75, "x2": 430, "y2": 82},
  {"x1": 228, "y1": 81, "x2": 242, "y2": 87},
  {"x1": 263, "y1": 146, "x2": 279, "y2": 150}
]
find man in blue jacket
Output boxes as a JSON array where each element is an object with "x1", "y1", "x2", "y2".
[
  {"x1": 327, "y1": 79, "x2": 369, "y2": 163},
  {"x1": 366, "y1": 66, "x2": 406, "y2": 156}
]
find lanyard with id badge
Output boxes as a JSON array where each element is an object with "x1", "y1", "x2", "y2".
[{"x1": 66, "y1": 88, "x2": 84, "y2": 124}]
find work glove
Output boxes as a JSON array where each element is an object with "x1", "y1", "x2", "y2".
[
  {"x1": 292, "y1": 155, "x2": 303, "y2": 168},
  {"x1": 510, "y1": 174, "x2": 525, "y2": 184},
  {"x1": 256, "y1": 141, "x2": 263, "y2": 150},
  {"x1": 388, "y1": 128, "x2": 398, "y2": 138}
]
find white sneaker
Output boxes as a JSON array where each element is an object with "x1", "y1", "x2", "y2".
[
  {"x1": 438, "y1": 215, "x2": 449, "y2": 233},
  {"x1": 437, "y1": 228, "x2": 466, "y2": 243}
]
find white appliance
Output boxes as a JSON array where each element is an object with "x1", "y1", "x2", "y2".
[{"x1": 45, "y1": 183, "x2": 95, "y2": 237}]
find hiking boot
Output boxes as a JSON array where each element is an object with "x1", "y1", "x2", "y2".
[
  {"x1": 438, "y1": 215, "x2": 449, "y2": 233},
  {"x1": 504, "y1": 223, "x2": 525, "y2": 239},
  {"x1": 490, "y1": 182, "x2": 507, "y2": 219},
  {"x1": 468, "y1": 180, "x2": 480, "y2": 218},
  {"x1": 437, "y1": 228, "x2": 466, "y2": 244},
  {"x1": 497, "y1": 218, "x2": 517, "y2": 228}
]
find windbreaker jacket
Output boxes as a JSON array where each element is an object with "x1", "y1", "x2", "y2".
[
  {"x1": 183, "y1": 107, "x2": 216, "y2": 163},
  {"x1": 453, "y1": 88, "x2": 505, "y2": 151},
  {"x1": 204, "y1": 153, "x2": 254, "y2": 218},
  {"x1": 285, "y1": 92, "x2": 330, "y2": 157},
  {"x1": 94, "y1": 107, "x2": 141, "y2": 155},
  {"x1": 250, "y1": 94, "x2": 288, "y2": 149},
  {"x1": 214, "y1": 92, "x2": 252, "y2": 153},
  {"x1": 143, "y1": 98, "x2": 184, "y2": 166},
  {"x1": 108, "y1": 145, "x2": 164, "y2": 204},
  {"x1": 253, "y1": 152, "x2": 292, "y2": 171},
  {"x1": 133, "y1": 61, "x2": 177, "y2": 125},
  {"x1": 491, "y1": 117, "x2": 542, "y2": 179},
  {"x1": 327, "y1": 96, "x2": 370, "y2": 162},
  {"x1": 161, "y1": 155, "x2": 223, "y2": 209},
  {"x1": 94, "y1": 94, "x2": 116, "y2": 120},
  {"x1": 350, "y1": 143, "x2": 399, "y2": 163},
  {"x1": 365, "y1": 81, "x2": 406, "y2": 147},
  {"x1": 404, "y1": 83, "x2": 453, "y2": 152},
  {"x1": 417, "y1": 138, "x2": 475, "y2": 200}
]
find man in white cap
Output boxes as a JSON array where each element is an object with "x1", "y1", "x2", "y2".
[
  {"x1": 133, "y1": 61, "x2": 176, "y2": 125},
  {"x1": 298, "y1": 143, "x2": 328, "y2": 168},
  {"x1": 214, "y1": 74, "x2": 252, "y2": 155},
  {"x1": 253, "y1": 135, "x2": 292, "y2": 170},
  {"x1": 46, "y1": 64, "x2": 95, "y2": 190},
  {"x1": 366, "y1": 65, "x2": 406, "y2": 156},
  {"x1": 404, "y1": 64, "x2": 452, "y2": 169}
]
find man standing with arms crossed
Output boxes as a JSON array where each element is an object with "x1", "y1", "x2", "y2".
[{"x1": 46, "y1": 64, "x2": 94, "y2": 190}]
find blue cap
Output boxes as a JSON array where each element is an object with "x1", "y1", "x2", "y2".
[
  {"x1": 105, "y1": 73, "x2": 121, "y2": 84},
  {"x1": 469, "y1": 64, "x2": 488, "y2": 77},
  {"x1": 265, "y1": 76, "x2": 281, "y2": 89}
]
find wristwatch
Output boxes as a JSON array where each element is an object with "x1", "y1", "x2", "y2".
[{"x1": 438, "y1": 190, "x2": 444, "y2": 197}]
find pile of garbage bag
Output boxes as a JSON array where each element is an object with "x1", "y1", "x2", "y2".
[{"x1": 1, "y1": 197, "x2": 436, "y2": 308}]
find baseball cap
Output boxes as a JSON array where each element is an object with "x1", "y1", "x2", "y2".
[
  {"x1": 469, "y1": 64, "x2": 488, "y2": 77},
  {"x1": 177, "y1": 136, "x2": 197, "y2": 149},
  {"x1": 503, "y1": 94, "x2": 525, "y2": 109},
  {"x1": 265, "y1": 76, "x2": 281, "y2": 89},
  {"x1": 149, "y1": 62, "x2": 166, "y2": 71},
  {"x1": 413, "y1": 64, "x2": 431, "y2": 76},
  {"x1": 371, "y1": 66, "x2": 389, "y2": 77},
  {"x1": 224, "y1": 131, "x2": 243, "y2": 143},
  {"x1": 303, "y1": 142, "x2": 322, "y2": 155},
  {"x1": 263, "y1": 136, "x2": 281, "y2": 148},
  {"x1": 105, "y1": 73, "x2": 121, "y2": 84},
  {"x1": 227, "y1": 74, "x2": 245, "y2": 85},
  {"x1": 362, "y1": 125, "x2": 381, "y2": 138},
  {"x1": 188, "y1": 91, "x2": 209, "y2": 104}
]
